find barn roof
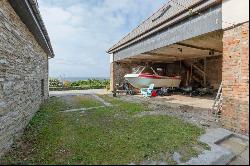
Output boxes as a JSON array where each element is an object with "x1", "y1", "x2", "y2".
[{"x1": 108, "y1": 0, "x2": 221, "y2": 54}]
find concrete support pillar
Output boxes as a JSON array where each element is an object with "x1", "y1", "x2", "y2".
[{"x1": 221, "y1": 22, "x2": 249, "y2": 134}]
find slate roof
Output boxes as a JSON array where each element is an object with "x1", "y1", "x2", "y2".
[
  {"x1": 108, "y1": 0, "x2": 220, "y2": 54},
  {"x1": 9, "y1": 0, "x2": 54, "y2": 58}
]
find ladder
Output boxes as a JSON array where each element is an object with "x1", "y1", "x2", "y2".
[{"x1": 210, "y1": 82, "x2": 223, "y2": 121}]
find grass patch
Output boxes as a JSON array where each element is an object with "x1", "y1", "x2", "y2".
[
  {"x1": 69, "y1": 96, "x2": 102, "y2": 108},
  {"x1": 62, "y1": 96, "x2": 103, "y2": 110},
  {"x1": 0, "y1": 95, "x2": 206, "y2": 165}
]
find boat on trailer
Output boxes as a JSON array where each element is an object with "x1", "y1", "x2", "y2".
[{"x1": 124, "y1": 66, "x2": 181, "y2": 89}]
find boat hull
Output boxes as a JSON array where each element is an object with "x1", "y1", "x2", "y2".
[{"x1": 124, "y1": 74, "x2": 181, "y2": 89}]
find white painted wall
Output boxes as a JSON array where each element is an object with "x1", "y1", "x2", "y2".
[
  {"x1": 110, "y1": 54, "x2": 114, "y2": 63},
  {"x1": 222, "y1": 0, "x2": 249, "y2": 29}
]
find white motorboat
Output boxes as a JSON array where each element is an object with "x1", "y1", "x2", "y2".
[{"x1": 124, "y1": 66, "x2": 181, "y2": 89}]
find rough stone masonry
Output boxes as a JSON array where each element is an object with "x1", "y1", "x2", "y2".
[{"x1": 0, "y1": 0, "x2": 49, "y2": 157}]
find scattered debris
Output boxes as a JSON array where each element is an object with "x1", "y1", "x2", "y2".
[
  {"x1": 180, "y1": 86, "x2": 193, "y2": 95},
  {"x1": 156, "y1": 87, "x2": 173, "y2": 96},
  {"x1": 113, "y1": 82, "x2": 137, "y2": 97},
  {"x1": 191, "y1": 87, "x2": 213, "y2": 97}
]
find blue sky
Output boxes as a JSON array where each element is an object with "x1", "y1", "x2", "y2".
[{"x1": 38, "y1": 0, "x2": 167, "y2": 78}]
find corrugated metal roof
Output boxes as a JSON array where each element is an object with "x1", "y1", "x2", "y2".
[{"x1": 108, "y1": 0, "x2": 217, "y2": 53}]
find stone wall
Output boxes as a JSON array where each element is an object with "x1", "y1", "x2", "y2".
[
  {"x1": 221, "y1": 22, "x2": 249, "y2": 134},
  {"x1": 110, "y1": 62, "x2": 139, "y2": 91},
  {"x1": 0, "y1": 0, "x2": 49, "y2": 157}
]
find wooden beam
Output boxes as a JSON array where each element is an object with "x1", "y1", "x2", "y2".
[
  {"x1": 204, "y1": 57, "x2": 207, "y2": 87},
  {"x1": 122, "y1": 58, "x2": 173, "y2": 63},
  {"x1": 117, "y1": 54, "x2": 222, "y2": 64},
  {"x1": 192, "y1": 64, "x2": 207, "y2": 76},
  {"x1": 186, "y1": 70, "x2": 190, "y2": 86},
  {"x1": 179, "y1": 60, "x2": 182, "y2": 75},
  {"x1": 143, "y1": 52, "x2": 178, "y2": 58},
  {"x1": 176, "y1": 43, "x2": 222, "y2": 53},
  {"x1": 175, "y1": 54, "x2": 221, "y2": 61},
  {"x1": 190, "y1": 64, "x2": 193, "y2": 84}
]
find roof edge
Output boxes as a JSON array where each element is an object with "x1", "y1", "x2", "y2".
[
  {"x1": 107, "y1": 0, "x2": 222, "y2": 54},
  {"x1": 9, "y1": 0, "x2": 55, "y2": 58}
]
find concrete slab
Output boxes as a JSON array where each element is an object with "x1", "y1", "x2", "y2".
[
  {"x1": 229, "y1": 147, "x2": 249, "y2": 165},
  {"x1": 184, "y1": 145, "x2": 234, "y2": 165},
  {"x1": 181, "y1": 128, "x2": 249, "y2": 165},
  {"x1": 241, "y1": 148, "x2": 249, "y2": 161},
  {"x1": 49, "y1": 89, "x2": 110, "y2": 96},
  {"x1": 63, "y1": 106, "x2": 107, "y2": 113},
  {"x1": 218, "y1": 136, "x2": 248, "y2": 154},
  {"x1": 61, "y1": 94, "x2": 113, "y2": 113},
  {"x1": 200, "y1": 128, "x2": 232, "y2": 144}
]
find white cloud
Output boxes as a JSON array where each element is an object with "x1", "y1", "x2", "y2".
[{"x1": 39, "y1": 0, "x2": 167, "y2": 78}]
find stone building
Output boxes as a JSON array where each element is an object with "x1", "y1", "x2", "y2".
[
  {"x1": 108, "y1": 0, "x2": 249, "y2": 134},
  {"x1": 0, "y1": 0, "x2": 54, "y2": 156}
]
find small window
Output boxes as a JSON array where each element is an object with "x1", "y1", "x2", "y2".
[{"x1": 41, "y1": 79, "x2": 44, "y2": 97}]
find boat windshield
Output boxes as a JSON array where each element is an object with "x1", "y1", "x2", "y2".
[
  {"x1": 132, "y1": 66, "x2": 158, "y2": 75},
  {"x1": 142, "y1": 67, "x2": 156, "y2": 75},
  {"x1": 132, "y1": 66, "x2": 145, "y2": 74}
]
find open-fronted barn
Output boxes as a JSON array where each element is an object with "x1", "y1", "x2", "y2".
[{"x1": 108, "y1": 0, "x2": 249, "y2": 134}]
